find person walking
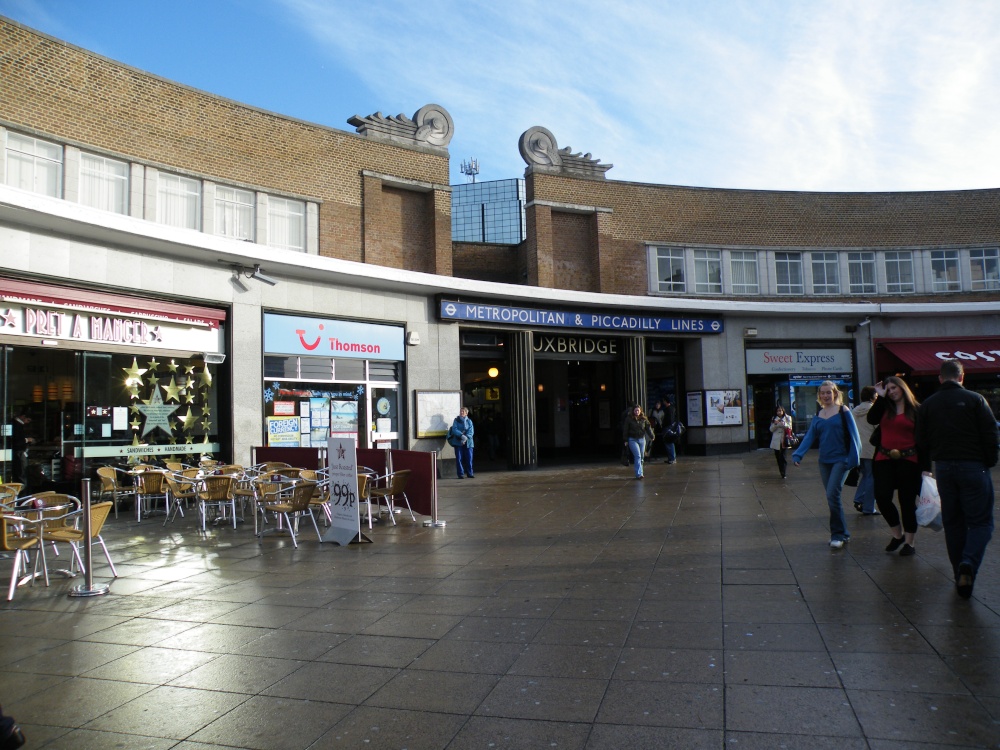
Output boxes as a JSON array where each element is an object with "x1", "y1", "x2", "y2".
[
  {"x1": 448, "y1": 407, "x2": 475, "y2": 479},
  {"x1": 792, "y1": 381, "x2": 861, "y2": 549},
  {"x1": 916, "y1": 360, "x2": 999, "y2": 599},
  {"x1": 622, "y1": 404, "x2": 654, "y2": 480},
  {"x1": 769, "y1": 404, "x2": 792, "y2": 479},
  {"x1": 662, "y1": 396, "x2": 679, "y2": 465},
  {"x1": 868, "y1": 377, "x2": 923, "y2": 556},
  {"x1": 11, "y1": 412, "x2": 34, "y2": 487},
  {"x1": 852, "y1": 386, "x2": 879, "y2": 515},
  {"x1": 649, "y1": 400, "x2": 666, "y2": 457}
]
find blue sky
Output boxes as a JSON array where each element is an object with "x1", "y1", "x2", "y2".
[{"x1": 4, "y1": 0, "x2": 999, "y2": 191}]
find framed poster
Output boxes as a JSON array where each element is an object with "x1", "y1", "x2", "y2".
[
  {"x1": 415, "y1": 391, "x2": 462, "y2": 438},
  {"x1": 685, "y1": 392, "x2": 704, "y2": 427},
  {"x1": 704, "y1": 389, "x2": 744, "y2": 426}
]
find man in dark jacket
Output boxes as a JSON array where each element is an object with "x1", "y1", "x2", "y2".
[{"x1": 916, "y1": 360, "x2": 999, "y2": 599}]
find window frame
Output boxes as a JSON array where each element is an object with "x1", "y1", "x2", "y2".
[
  {"x1": 214, "y1": 185, "x2": 256, "y2": 241},
  {"x1": 930, "y1": 249, "x2": 961, "y2": 292},
  {"x1": 774, "y1": 252, "x2": 804, "y2": 295},
  {"x1": 884, "y1": 250, "x2": 915, "y2": 294},
  {"x1": 810, "y1": 251, "x2": 841, "y2": 295},
  {"x1": 693, "y1": 249, "x2": 723, "y2": 294},
  {"x1": 267, "y1": 196, "x2": 306, "y2": 252},
  {"x1": 729, "y1": 250, "x2": 759, "y2": 295},
  {"x1": 5, "y1": 131, "x2": 63, "y2": 197},
  {"x1": 654, "y1": 246, "x2": 686, "y2": 293},
  {"x1": 847, "y1": 251, "x2": 877, "y2": 295},
  {"x1": 156, "y1": 172, "x2": 202, "y2": 230},
  {"x1": 79, "y1": 152, "x2": 129, "y2": 214},
  {"x1": 969, "y1": 248, "x2": 1000, "y2": 291}
]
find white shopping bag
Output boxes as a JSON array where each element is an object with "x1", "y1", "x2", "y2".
[{"x1": 916, "y1": 474, "x2": 943, "y2": 531}]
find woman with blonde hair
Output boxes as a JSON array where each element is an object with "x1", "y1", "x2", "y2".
[
  {"x1": 792, "y1": 381, "x2": 862, "y2": 548},
  {"x1": 868, "y1": 376, "x2": 924, "y2": 556}
]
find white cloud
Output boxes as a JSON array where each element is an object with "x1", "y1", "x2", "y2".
[{"x1": 279, "y1": 0, "x2": 1000, "y2": 190}]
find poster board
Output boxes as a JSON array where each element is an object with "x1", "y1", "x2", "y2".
[
  {"x1": 703, "y1": 389, "x2": 744, "y2": 426},
  {"x1": 415, "y1": 391, "x2": 462, "y2": 438},
  {"x1": 685, "y1": 392, "x2": 704, "y2": 427},
  {"x1": 322, "y1": 436, "x2": 370, "y2": 545}
]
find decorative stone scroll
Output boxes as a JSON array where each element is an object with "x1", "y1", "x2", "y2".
[
  {"x1": 348, "y1": 104, "x2": 454, "y2": 148},
  {"x1": 518, "y1": 126, "x2": 612, "y2": 177}
]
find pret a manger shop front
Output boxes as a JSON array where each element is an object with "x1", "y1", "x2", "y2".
[{"x1": 0, "y1": 277, "x2": 227, "y2": 492}]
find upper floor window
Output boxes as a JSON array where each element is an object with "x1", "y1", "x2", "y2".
[
  {"x1": 970, "y1": 248, "x2": 1000, "y2": 291},
  {"x1": 884, "y1": 251, "x2": 914, "y2": 293},
  {"x1": 214, "y1": 186, "x2": 255, "y2": 241},
  {"x1": 930, "y1": 250, "x2": 960, "y2": 292},
  {"x1": 655, "y1": 247, "x2": 685, "y2": 293},
  {"x1": 268, "y1": 196, "x2": 305, "y2": 252},
  {"x1": 847, "y1": 252, "x2": 877, "y2": 295},
  {"x1": 5, "y1": 132, "x2": 62, "y2": 197},
  {"x1": 810, "y1": 252, "x2": 840, "y2": 294},
  {"x1": 157, "y1": 173, "x2": 201, "y2": 230},
  {"x1": 80, "y1": 153, "x2": 128, "y2": 214},
  {"x1": 775, "y1": 252, "x2": 803, "y2": 295},
  {"x1": 693, "y1": 250, "x2": 722, "y2": 294},
  {"x1": 730, "y1": 251, "x2": 759, "y2": 295}
]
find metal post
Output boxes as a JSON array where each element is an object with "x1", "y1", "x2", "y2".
[
  {"x1": 69, "y1": 478, "x2": 110, "y2": 598},
  {"x1": 423, "y1": 451, "x2": 446, "y2": 527}
]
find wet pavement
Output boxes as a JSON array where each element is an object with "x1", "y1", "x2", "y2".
[{"x1": 1, "y1": 453, "x2": 998, "y2": 749}]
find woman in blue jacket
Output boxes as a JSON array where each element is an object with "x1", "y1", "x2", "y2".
[
  {"x1": 448, "y1": 407, "x2": 475, "y2": 478},
  {"x1": 792, "y1": 381, "x2": 862, "y2": 549}
]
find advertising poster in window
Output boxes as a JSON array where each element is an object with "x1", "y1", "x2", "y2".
[
  {"x1": 309, "y1": 397, "x2": 330, "y2": 444},
  {"x1": 704, "y1": 389, "x2": 743, "y2": 426},
  {"x1": 330, "y1": 400, "x2": 359, "y2": 441},
  {"x1": 266, "y1": 415, "x2": 301, "y2": 447}
]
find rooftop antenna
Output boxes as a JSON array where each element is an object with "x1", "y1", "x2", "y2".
[{"x1": 460, "y1": 158, "x2": 479, "y2": 183}]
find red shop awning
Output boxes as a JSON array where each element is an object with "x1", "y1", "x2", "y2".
[{"x1": 877, "y1": 338, "x2": 1000, "y2": 376}]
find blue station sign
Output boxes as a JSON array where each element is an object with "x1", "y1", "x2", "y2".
[{"x1": 439, "y1": 300, "x2": 723, "y2": 334}]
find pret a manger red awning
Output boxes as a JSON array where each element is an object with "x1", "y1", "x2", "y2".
[{"x1": 876, "y1": 338, "x2": 1000, "y2": 376}]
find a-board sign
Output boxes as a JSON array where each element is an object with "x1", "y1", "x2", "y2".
[{"x1": 322, "y1": 436, "x2": 369, "y2": 545}]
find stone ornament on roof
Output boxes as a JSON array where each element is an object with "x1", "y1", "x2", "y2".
[
  {"x1": 348, "y1": 104, "x2": 454, "y2": 149},
  {"x1": 518, "y1": 126, "x2": 613, "y2": 178}
]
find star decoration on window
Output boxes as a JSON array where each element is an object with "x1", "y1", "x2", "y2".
[
  {"x1": 136, "y1": 386, "x2": 181, "y2": 437},
  {"x1": 0, "y1": 309, "x2": 15, "y2": 328},
  {"x1": 145, "y1": 357, "x2": 160, "y2": 372},
  {"x1": 161, "y1": 376, "x2": 183, "y2": 403},
  {"x1": 167, "y1": 359, "x2": 179, "y2": 373},
  {"x1": 123, "y1": 357, "x2": 147, "y2": 386},
  {"x1": 198, "y1": 367, "x2": 213, "y2": 388},
  {"x1": 177, "y1": 407, "x2": 198, "y2": 431}
]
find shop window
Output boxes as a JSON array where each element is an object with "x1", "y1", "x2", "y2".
[
  {"x1": 693, "y1": 250, "x2": 722, "y2": 294},
  {"x1": 80, "y1": 153, "x2": 128, "y2": 214},
  {"x1": 810, "y1": 252, "x2": 840, "y2": 295},
  {"x1": 775, "y1": 252, "x2": 804, "y2": 295},
  {"x1": 654, "y1": 247, "x2": 685, "y2": 293},
  {"x1": 156, "y1": 172, "x2": 202, "y2": 230},
  {"x1": 969, "y1": 248, "x2": 1000, "y2": 291},
  {"x1": 730, "y1": 251, "x2": 759, "y2": 295},
  {"x1": 268, "y1": 196, "x2": 305, "y2": 252},
  {"x1": 930, "y1": 250, "x2": 960, "y2": 292},
  {"x1": 5, "y1": 132, "x2": 62, "y2": 197},
  {"x1": 884, "y1": 250, "x2": 914, "y2": 293},
  {"x1": 848, "y1": 252, "x2": 877, "y2": 294},
  {"x1": 214, "y1": 186, "x2": 255, "y2": 240},
  {"x1": 369, "y1": 361, "x2": 401, "y2": 382}
]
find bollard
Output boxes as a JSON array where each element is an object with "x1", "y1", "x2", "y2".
[
  {"x1": 68, "y1": 477, "x2": 110, "y2": 598},
  {"x1": 423, "y1": 451, "x2": 447, "y2": 528}
]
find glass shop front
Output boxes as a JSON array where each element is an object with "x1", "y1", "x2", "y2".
[{"x1": 0, "y1": 277, "x2": 228, "y2": 494}]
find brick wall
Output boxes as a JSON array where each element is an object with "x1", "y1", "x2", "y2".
[
  {"x1": 0, "y1": 19, "x2": 449, "y2": 268},
  {"x1": 551, "y1": 211, "x2": 596, "y2": 292},
  {"x1": 453, "y1": 242, "x2": 521, "y2": 283}
]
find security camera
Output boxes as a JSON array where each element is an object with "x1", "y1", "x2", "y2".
[{"x1": 251, "y1": 264, "x2": 277, "y2": 286}]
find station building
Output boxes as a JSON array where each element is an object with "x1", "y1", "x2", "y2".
[{"x1": 1, "y1": 17, "x2": 999, "y2": 488}]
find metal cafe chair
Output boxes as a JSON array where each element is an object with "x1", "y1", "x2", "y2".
[
  {"x1": 163, "y1": 472, "x2": 199, "y2": 525},
  {"x1": 42, "y1": 500, "x2": 118, "y2": 578},
  {"x1": 134, "y1": 470, "x2": 168, "y2": 521},
  {"x1": 256, "y1": 481, "x2": 321, "y2": 548},
  {"x1": 95, "y1": 466, "x2": 136, "y2": 519},
  {"x1": 1, "y1": 512, "x2": 40, "y2": 600},
  {"x1": 196, "y1": 474, "x2": 236, "y2": 531},
  {"x1": 368, "y1": 469, "x2": 415, "y2": 524}
]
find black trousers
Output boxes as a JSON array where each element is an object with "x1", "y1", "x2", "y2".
[
  {"x1": 774, "y1": 448, "x2": 787, "y2": 477},
  {"x1": 873, "y1": 458, "x2": 922, "y2": 534}
]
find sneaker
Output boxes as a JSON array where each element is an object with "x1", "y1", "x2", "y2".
[
  {"x1": 899, "y1": 543, "x2": 915, "y2": 557},
  {"x1": 853, "y1": 501, "x2": 864, "y2": 513},
  {"x1": 885, "y1": 536, "x2": 904, "y2": 552},
  {"x1": 829, "y1": 539, "x2": 844, "y2": 549}
]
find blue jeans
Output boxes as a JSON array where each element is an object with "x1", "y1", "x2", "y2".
[
  {"x1": 934, "y1": 460, "x2": 995, "y2": 577},
  {"x1": 819, "y1": 461, "x2": 851, "y2": 541},
  {"x1": 627, "y1": 438, "x2": 646, "y2": 478},
  {"x1": 665, "y1": 440, "x2": 676, "y2": 462},
  {"x1": 853, "y1": 458, "x2": 875, "y2": 513},
  {"x1": 456, "y1": 445, "x2": 474, "y2": 477}
]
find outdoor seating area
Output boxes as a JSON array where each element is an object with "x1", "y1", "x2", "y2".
[{"x1": 0, "y1": 455, "x2": 997, "y2": 748}]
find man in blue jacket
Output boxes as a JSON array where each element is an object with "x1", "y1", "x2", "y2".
[
  {"x1": 916, "y1": 360, "x2": 999, "y2": 599},
  {"x1": 449, "y1": 407, "x2": 475, "y2": 479}
]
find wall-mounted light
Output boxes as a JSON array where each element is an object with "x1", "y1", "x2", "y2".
[
  {"x1": 744, "y1": 327, "x2": 758, "y2": 337},
  {"x1": 488, "y1": 367, "x2": 499, "y2": 378},
  {"x1": 537, "y1": 383, "x2": 544, "y2": 392},
  {"x1": 600, "y1": 383, "x2": 606, "y2": 392}
]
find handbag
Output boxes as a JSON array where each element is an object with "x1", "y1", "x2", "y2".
[
  {"x1": 844, "y1": 466, "x2": 860, "y2": 487},
  {"x1": 784, "y1": 427, "x2": 799, "y2": 449},
  {"x1": 620, "y1": 445, "x2": 632, "y2": 466}
]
